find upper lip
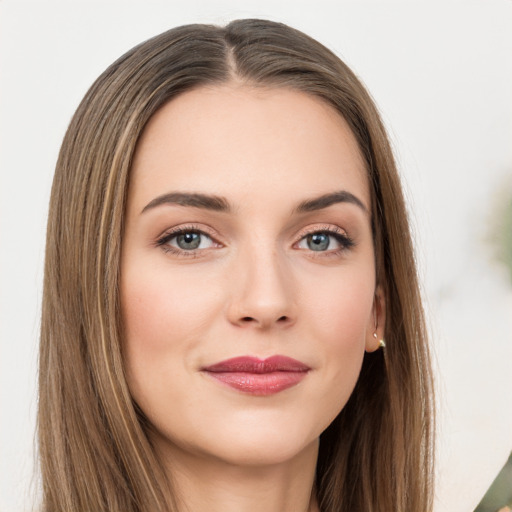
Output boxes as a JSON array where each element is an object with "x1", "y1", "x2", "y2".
[{"x1": 202, "y1": 355, "x2": 310, "y2": 374}]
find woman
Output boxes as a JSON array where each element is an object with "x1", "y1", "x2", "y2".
[{"x1": 38, "y1": 19, "x2": 435, "y2": 511}]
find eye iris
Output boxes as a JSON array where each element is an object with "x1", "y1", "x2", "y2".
[
  {"x1": 177, "y1": 232, "x2": 201, "y2": 250},
  {"x1": 307, "y1": 233, "x2": 330, "y2": 251}
]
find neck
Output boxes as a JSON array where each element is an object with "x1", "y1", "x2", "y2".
[{"x1": 155, "y1": 437, "x2": 320, "y2": 512}]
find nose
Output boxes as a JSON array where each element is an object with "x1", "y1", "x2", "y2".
[{"x1": 225, "y1": 244, "x2": 297, "y2": 330}]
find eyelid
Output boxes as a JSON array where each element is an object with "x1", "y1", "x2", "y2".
[
  {"x1": 155, "y1": 222, "x2": 354, "y2": 258},
  {"x1": 156, "y1": 223, "x2": 219, "y2": 242},
  {"x1": 293, "y1": 224, "x2": 348, "y2": 243},
  {"x1": 293, "y1": 224, "x2": 355, "y2": 254},
  {"x1": 155, "y1": 223, "x2": 223, "y2": 256}
]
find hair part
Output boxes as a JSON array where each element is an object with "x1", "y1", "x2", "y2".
[{"x1": 39, "y1": 19, "x2": 434, "y2": 511}]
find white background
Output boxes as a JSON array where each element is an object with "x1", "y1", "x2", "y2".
[{"x1": 1, "y1": 1, "x2": 511, "y2": 511}]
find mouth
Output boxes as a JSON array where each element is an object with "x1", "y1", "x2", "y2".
[{"x1": 201, "y1": 355, "x2": 310, "y2": 396}]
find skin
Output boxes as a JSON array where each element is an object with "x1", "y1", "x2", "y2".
[{"x1": 120, "y1": 84, "x2": 386, "y2": 512}]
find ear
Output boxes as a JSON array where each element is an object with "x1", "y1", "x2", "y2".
[{"x1": 365, "y1": 285, "x2": 386, "y2": 353}]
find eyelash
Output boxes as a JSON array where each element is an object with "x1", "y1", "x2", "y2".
[
  {"x1": 298, "y1": 226, "x2": 355, "y2": 257},
  {"x1": 155, "y1": 224, "x2": 355, "y2": 258},
  {"x1": 156, "y1": 224, "x2": 218, "y2": 258}
]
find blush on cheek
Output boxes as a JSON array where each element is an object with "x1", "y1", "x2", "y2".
[
  {"x1": 311, "y1": 295, "x2": 373, "y2": 346},
  {"x1": 122, "y1": 270, "x2": 185, "y2": 344},
  {"x1": 120, "y1": 265, "x2": 224, "y2": 375}
]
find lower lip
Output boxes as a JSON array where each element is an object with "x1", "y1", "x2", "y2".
[{"x1": 204, "y1": 371, "x2": 308, "y2": 396}]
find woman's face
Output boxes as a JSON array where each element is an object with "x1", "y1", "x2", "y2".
[{"x1": 121, "y1": 85, "x2": 385, "y2": 467}]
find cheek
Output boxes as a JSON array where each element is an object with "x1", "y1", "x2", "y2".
[
  {"x1": 301, "y1": 267, "x2": 374, "y2": 420},
  {"x1": 120, "y1": 262, "x2": 222, "y2": 407},
  {"x1": 305, "y1": 265, "x2": 374, "y2": 348},
  {"x1": 121, "y1": 262, "x2": 219, "y2": 350}
]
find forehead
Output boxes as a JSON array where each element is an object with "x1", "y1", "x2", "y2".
[{"x1": 130, "y1": 84, "x2": 369, "y2": 213}]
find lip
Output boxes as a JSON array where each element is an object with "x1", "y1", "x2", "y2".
[{"x1": 201, "y1": 356, "x2": 310, "y2": 396}]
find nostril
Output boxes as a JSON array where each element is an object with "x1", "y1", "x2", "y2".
[{"x1": 239, "y1": 315, "x2": 289, "y2": 325}]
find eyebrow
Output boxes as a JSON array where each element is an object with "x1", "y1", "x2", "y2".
[
  {"x1": 141, "y1": 192, "x2": 231, "y2": 214},
  {"x1": 294, "y1": 190, "x2": 368, "y2": 214},
  {"x1": 141, "y1": 190, "x2": 368, "y2": 215}
]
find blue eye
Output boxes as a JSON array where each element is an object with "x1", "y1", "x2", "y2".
[
  {"x1": 157, "y1": 226, "x2": 353, "y2": 257},
  {"x1": 297, "y1": 230, "x2": 354, "y2": 252},
  {"x1": 157, "y1": 229, "x2": 216, "y2": 254},
  {"x1": 306, "y1": 233, "x2": 330, "y2": 251},
  {"x1": 175, "y1": 232, "x2": 202, "y2": 250}
]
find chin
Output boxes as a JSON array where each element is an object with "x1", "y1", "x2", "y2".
[
  {"x1": 236, "y1": 434, "x2": 317, "y2": 465},
  {"x1": 153, "y1": 416, "x2": 321, "y2": 469},
  {"x1": 201, "y1": 433, "x2": 319, "y2": 468}
]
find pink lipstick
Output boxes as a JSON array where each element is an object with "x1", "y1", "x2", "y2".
[{"x1": 201, "y1": 356, "x2": 310, "y2": 396}]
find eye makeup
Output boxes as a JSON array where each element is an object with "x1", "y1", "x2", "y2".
[{"x1": 155, "y1": 222, "x2": 355, "y2": 259}]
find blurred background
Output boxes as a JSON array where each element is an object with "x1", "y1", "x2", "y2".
[{"x1": 1, "y1": 1, "x2": 511, "y2": 511}]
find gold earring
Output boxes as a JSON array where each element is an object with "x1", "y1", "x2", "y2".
[{"x1": 373, "y1": 332, "x2": 385, "y2": 349}]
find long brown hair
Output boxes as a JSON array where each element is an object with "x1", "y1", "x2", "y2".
[{"x1": 39, "y1": 19, "x2": 435, "y2": 511}]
